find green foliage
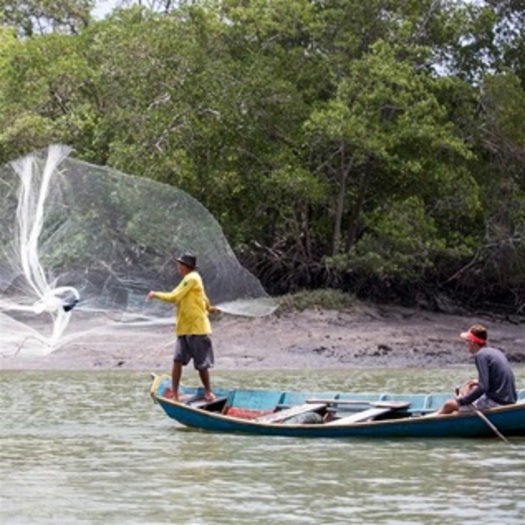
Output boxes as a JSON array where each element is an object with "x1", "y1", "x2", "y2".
[
  {"x1": 0, "y1": 30, "x2": 97, "y2": 158},
  {"x1": 327, "y1": 196, "x2": 478, "y2": 280},
  {"x1": 1, "y1": 0, "x2": 525, "y2": 310},
  {"x1": 481, "y1": 73, "x2": 525, "y2": 160},
  {"x1": 303, "y1": 38, "x2": 474, "y2": 260},
  {"x1": 0, "y1": 0, "x2": 94, "y2": 36},
  {"x1": 277, "y1": 288, "x2": 356, "y2": 313}
]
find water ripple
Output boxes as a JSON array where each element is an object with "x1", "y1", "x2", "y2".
[{"x1": 1, "y1": 369, "x2": 525, "y2": 524}]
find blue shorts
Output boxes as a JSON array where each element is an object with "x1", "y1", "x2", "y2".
[
  {"x1": 459, "y1": 394, "x2": 500, "y2": 412},
  {"x1": 174, "y1": 335, "x2": 214, "y2": 370}
]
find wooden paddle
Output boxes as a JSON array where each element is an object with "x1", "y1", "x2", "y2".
[{"x1": 470, "y1": 404, "x2": 509, "y2": 443}]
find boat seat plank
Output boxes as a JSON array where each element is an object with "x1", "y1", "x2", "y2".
[
  {"x1": 255, "y1": 403, "x2": 327, "y2": 424},
  {"x1": 307, "y1": 399, "x2": 410, "y2": 409},
  {"x1": 326, "y1": 407, "x2": 394, "y2": 425}
]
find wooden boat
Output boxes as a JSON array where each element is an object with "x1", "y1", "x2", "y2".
[{"x1": 150, "y1": 373, "x2": 525, "y2": 439}]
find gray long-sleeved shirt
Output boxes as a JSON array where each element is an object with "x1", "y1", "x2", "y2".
[{"x1": 458, "y1": 346, "x2": 517, "y2": 406}]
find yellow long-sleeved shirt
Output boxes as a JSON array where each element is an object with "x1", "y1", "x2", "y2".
[{"x1": 153, "y1": 271, "x2": 212, "y2": 336}]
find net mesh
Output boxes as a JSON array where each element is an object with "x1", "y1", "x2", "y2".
[{"x1": 0, "y1": 145, "x2": 276, "y2": 357}]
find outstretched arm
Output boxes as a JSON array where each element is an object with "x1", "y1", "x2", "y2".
[{"x1": 147, "y1": 274, "x2": 198, "y2": 304}]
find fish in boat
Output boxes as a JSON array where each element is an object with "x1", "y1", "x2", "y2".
[{"x1": 149, "y1": 373, "x2": 525, "y2": 439}]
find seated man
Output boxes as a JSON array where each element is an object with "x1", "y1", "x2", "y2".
[{"x1": 437, "y1": 324, "x2": 517, "y2": 415}]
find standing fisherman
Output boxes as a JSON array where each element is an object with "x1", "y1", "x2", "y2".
[{"x1": 147, "y1": 253, "x2": 218, "y2": 402}]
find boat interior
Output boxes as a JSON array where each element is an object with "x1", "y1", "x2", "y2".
[{"x1": 153, "y1": 372, "x2": 525, "y2": 425}]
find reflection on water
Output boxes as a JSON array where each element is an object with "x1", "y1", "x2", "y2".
[{"x1": 1, "y1": 368, "x2": 525, "y2": 524}]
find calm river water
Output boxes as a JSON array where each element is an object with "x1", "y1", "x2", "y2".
[{"x1": 2, "y1": 368, "x2": 525, "y2": 525}]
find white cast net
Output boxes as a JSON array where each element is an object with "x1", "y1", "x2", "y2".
[{"x1": 0, "y1": 145, "x2": 277, "y2": 357}]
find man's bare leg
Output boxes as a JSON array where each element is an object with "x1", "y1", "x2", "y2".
[
  {"x1": 171, "y1": 361, "x2": 183, "y2": 401},
  {"x1": 198, "y1": 369, "x2": 215, "y2": 401},
  {"x1": 437, "y1": 399, "x2": 460, "y2": 415},
  {"x1": 425, "y1": 399, "x2": 460, "y2": 417}
]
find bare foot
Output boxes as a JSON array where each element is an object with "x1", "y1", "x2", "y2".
[{"x1": 204, "y1": 392, "x2": 216, "y2": 402}]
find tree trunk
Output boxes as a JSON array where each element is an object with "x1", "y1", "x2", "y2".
[
  {"x1": 332, "y1": 142, "x2": 353, "y2": 256},
  {"x1": 346, "y1": 158, "x2": 373, "y2": 250}
]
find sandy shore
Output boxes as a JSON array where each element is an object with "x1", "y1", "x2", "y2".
[{"x1": 2, "y1": 303, "x2": 525, "y2": 371}]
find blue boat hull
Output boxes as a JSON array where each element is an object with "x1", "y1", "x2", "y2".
[{"x1": 150, "y1": 373, "x2": 525, "y2": 439}]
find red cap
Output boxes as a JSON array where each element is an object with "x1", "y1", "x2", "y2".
[{"x1": 460, "y1": 330, "x2": 486, "y2": 346}]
